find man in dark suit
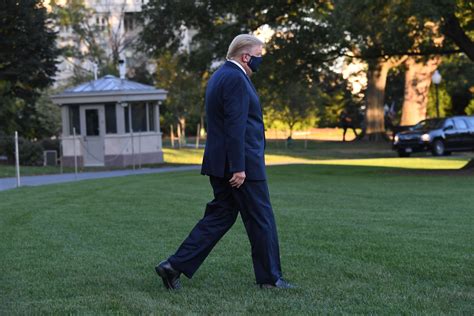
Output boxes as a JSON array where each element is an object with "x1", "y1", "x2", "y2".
[{"x1": 156, "y1": 34, "x2": 293, "y2": 290}]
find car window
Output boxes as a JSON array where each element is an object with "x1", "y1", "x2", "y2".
[
  {"x1": 466, "y1": 117, "x2": 474, "y2": 128},
  {"x1": 412, "y1": 119, "x2": 444, "y2": 130},
  {"x1": 453, "y1": 118, "x2": 468, "y2": 130},
  {"x1": 444, "y1": 119, "x2": 454, "y2": 129}
]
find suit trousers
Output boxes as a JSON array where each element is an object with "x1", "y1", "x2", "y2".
[{"x1": 168, "y1": 176, "x2": 282, "y2": 284}]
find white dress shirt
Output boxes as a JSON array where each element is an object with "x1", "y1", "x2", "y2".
[{"x1": 227, "y1": 59, "x2": 247, "y2": 76}]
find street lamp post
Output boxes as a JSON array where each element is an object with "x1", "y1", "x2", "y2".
[{"x1": 431, "y1": 70, "x2": 442, "y2": 118}]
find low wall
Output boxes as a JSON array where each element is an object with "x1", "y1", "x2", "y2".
[
  {"x1": 61, "y1": 132, "x2": 164, "y2": 167},
  {"x1": 62, "y1": 151, "x2": 164, "y2": 168}
]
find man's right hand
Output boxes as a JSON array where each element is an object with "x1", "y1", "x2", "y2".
[{"x1": 229, "y1": 171, "x2": 246, "y2": 188}]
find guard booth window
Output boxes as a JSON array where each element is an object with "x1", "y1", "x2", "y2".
[
  {"x1": 124, "y1": 103, "x2": 155, "y2": 132},
  {"x1": 105, "y1": 103, "x2": 117, "y2": 134},
  {"x1": 148, "y1": 104, "x2": 155, "y2": 131},
  {"x1": 132, "y1": 103, "x2": 147, "y2": 132},
  {"x1": 68, "y1": 106, "x2": 81, "y2": 135},
  {"x1": 85, "y1": 109, "x2": 99, "y2": 136}
]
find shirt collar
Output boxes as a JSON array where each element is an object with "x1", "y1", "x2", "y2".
[{"x1": 227, "y1": 59, "x2": 247, "y2": 75}]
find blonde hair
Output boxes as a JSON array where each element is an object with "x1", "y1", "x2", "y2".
[{"x1": 226, "y1": 34, "x2": 263, "y2": 59}]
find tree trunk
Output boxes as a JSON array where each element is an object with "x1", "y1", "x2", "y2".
[
  {"x1": 200, "y1": 112, "x2": 205, "y2": 136},
  {"x1": 178, "y1": 116, "x2": 186, "y2": 138},
  {"x1": 363, "y1": 59, "x2": 391, "y2": 141},
  {"x1": 400, "y1": 56, "x2": 442, "y2": 126},
  {"x1": 361, "y1": 56, "x2": 408, "y2": 141},
  {"x1": 288, "y1": 123, "x2": 295, "y2": 138}
]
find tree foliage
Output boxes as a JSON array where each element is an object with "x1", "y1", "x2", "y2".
[
  {"x1": 140, "y1": 1, "x2": 337, "y2": 133},
  {"x1": 0, "y1": 0, "x2": 59, "y2": 138},
  {"x1": 154, "y1": 52, "x2": 204, "y2": 135},
  {"x1": 328, "y1": 0, "x2": 472, "y2": 139}
]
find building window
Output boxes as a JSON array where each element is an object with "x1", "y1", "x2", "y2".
[
  {"x1": 124, "y1": 103, "x2": 155, "y2": 133},
  {"x1": 69, "y1": 106, "x2": 81, "y2": 135},
  {"x1": 85, "y1": 109, "x2": 100, "y2": 136},
  {"x1": 148, "y1": 104, "x2": 155, "y2": 131},
  {"x1": 124, "y1": 12, "x2": 136, "y2": 32},
  {"x1": 105, "y1": 103, "x2": 117, "y2": 134},
  {"x1": 125, "y1": 105, "x2": 130, "y2": 133},
  {"x1": 132, "y1": 103, "x2": 147, "y2": 132},
  {"x1": 96, "y1": 15, "x2": 107, "y2": 31}
]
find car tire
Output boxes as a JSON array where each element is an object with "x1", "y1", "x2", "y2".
[
  {"x1": 398, "y1": 150, "x2": 410, "y2": 157},
  {"x1": 432, "y1": 139, "x2": 445, "y2": 156}
]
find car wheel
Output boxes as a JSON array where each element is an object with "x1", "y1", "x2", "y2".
[
  {"x1": 398, "y1": 150, "x2": 410, "y2": 157},
  {"x1": 432, "y1": 139, "x2": 445, "y2": 156}
]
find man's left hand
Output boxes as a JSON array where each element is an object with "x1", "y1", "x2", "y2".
[{"x1": 229, "y1": 171, "x2": 246, "y2": 188}]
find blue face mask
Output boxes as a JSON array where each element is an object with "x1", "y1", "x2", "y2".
[{"x1": 248, "y1": 55, "x2": 263, "y2": 72}]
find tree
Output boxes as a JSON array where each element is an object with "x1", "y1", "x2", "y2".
[
  {"x1": 398, "y1": 0, "x2": 473, "y2": 125},
  {"x1": 35, "y1": 88, "x2": 62, "y2": 137},
  {"x1": 140, "y1": 1, "x2": 336, "y2": 135},
  {"x1": 331, "y1": 1, "x2": 442, "y2": 140},
  {"x1": 267, "y1": 82, "x2": 319, "y2": 137},
  {"x1": 400, "y1": 55, "x2": 443, "y2": 126},
  {"x1": 427, "y1": 83, "x2": 452, "y2": 118},
  {"x1": 0, "y1": 0, "x2": 59, "y2": 138},
  {"x1": 330, "y1": 0, "x2": 472, "y2": 139},
  {"x1": 154, "y1": 52, "x2": 204, "y2": 137},
  {"x1": 439, "y1": 54, "x2": 474, "y2": 115},
  {"x1": 433, "y1": 0, "x2": 474, "y2": 61},
  {"x1": 424, "y1": 53, "x2": 474, "y2": 117}
]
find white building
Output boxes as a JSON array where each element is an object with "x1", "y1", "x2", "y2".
[{"x1": 48, "y1": 0, "x2": 151, "y2": 85}]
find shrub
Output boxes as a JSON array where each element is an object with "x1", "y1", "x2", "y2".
[
  {"x1": 19, "y1": 139, "x2": 43, "y2": 166},
  {"x1": 0, "y1": 136, "x2": 14, "y2": 164},
  {"x1": 0, "y1": 136, "x2": 44, "y2": 166},
  {"x1": 41, "y1": 138, "x2": 60, "y2": 152}
]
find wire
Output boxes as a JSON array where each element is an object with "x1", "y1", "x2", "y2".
[{"x1": 75, "y1": 135, "x2": 134, "y2": 164}]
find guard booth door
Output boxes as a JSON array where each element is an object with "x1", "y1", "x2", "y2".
[{"x1": 80, "y1": 105, "x2": 105, "y2": 166}]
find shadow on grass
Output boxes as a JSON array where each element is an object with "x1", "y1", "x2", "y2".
[
  {"x1": 265, "y1": 139, "x2": 395, "y2": 159},
  {"x1": 267, "y1": 162, "x2": 474, "y2": 177}
]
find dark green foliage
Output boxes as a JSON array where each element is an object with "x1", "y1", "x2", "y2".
[
  {"x1": 438, "y1": 54, "x2": 474, "y2": 114},
  {"x1": 331, "y1": 0, "x2": 472, "y2": 59},
  {"x1": 0, "y1": 0, "x2": 59, "y2": 138},
  {"x1": 140, "y1": 1, "x2": 342, "y2": 131},
  {"x1": 40, "y1": 138, "x2": 60, "y2": 152},
  {"x1": 17, "y1": 139, "x2": 43, "y2": 166},
  {"x1": 0, "y1": 137, "x2": 44, "y2": 166},
  {"x1": 0, "y1": 0, "x2": 58, "y2": 100}
]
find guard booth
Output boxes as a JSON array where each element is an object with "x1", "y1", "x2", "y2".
[{"x1": 51, "y1": 75, "x2": 168, "y2": 167}]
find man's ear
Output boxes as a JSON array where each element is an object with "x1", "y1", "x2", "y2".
[{"x1": 241, "y1": 53, "x2": 250, "y2": 64}]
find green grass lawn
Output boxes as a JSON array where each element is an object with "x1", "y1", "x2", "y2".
[{"x1": 1, "y1": 164, "x2": 473, "y2": 314}]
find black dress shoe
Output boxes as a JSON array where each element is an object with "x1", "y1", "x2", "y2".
[
  {"x1": 155, "y1": 260, "x2": 182, "y2": 290},
  {"x1": 260, "y1": 278, "x2": 295, "y2": 289}
]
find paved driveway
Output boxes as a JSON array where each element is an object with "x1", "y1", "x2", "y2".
[{"x1": 0, "y1": 165, "x2": 201, "y2": 191}]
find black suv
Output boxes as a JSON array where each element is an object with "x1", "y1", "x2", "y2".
[{"x1": 393, "y1": 116, "x2": 474, "y2": 157}]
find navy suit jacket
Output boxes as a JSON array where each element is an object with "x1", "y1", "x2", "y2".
[{"x1": 201, "y1": 61, "x2": 266, "y2": 181}]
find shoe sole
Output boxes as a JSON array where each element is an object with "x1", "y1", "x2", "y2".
[
  {"x1": 259, "y1": 284, "x2": 296, "y2": 289},
  {"x1": 155, "y1": 265, "x2": 172, "y2": 289}
]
